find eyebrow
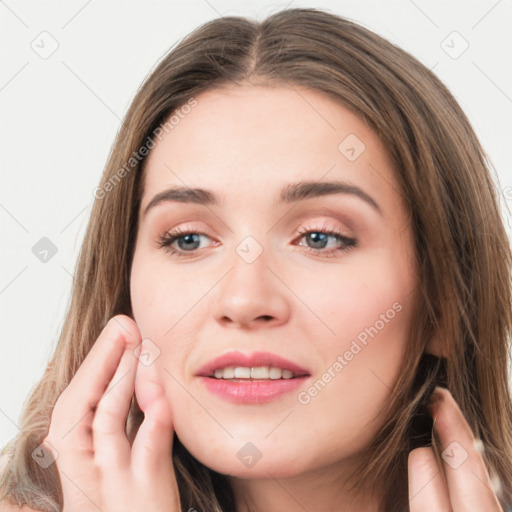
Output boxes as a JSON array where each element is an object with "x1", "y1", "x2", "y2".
[{"x1": 142, "y1": 180, "x2": 382, "y2": 217}]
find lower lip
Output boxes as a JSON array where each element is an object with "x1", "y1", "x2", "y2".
[{"x1": 198, "y1": 376, "x2": 309, "y2": 404}]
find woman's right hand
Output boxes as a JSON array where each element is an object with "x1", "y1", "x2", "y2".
[{"x1": 40, "y1": 314, "x2": 181, "y2": 512}]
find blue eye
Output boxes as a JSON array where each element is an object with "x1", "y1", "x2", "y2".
[
  {"x1": 157, "y1": 226, "x2": 357, "y2": 258},
  {"x1": 295, "y1": 226, "x2": 357, "y2": 257},
  {"x1": 157, "y1": 228, "x2": 212, "y2": 258}
]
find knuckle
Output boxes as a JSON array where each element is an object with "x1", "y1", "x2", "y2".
[
  {"x1": 47, "y1": 400, "x2": 94, "y2": 448},
  {"x1": 93, "y1": 401, "x2": 120, "y2": 435}
]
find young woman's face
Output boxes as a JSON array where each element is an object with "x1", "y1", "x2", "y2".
[{"x1": 130, "y1": 85, "x2": 418, "y2": 478}]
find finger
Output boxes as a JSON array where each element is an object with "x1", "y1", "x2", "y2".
[
  {"x1": 50, "y1": 315, "x2": 140, "y2": 453},
  {"x1": 132, "y1": 395, "x2": 181, "y2": 510},
  {"x1": 92, "y1": 334, "x2": 141, "y2": 469},
  {"x1": 428, "y1": 387, "x2": 503, "y2": 512},
  {"x1": 132, "y1": 338, "x2": 175, "y2": 483},
  {"x1": 408, "y1": 446, "x2": 451, "y2": 511}
]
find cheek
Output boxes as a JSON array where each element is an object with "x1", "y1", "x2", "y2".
[
  {"x1": 290, "y1": 252, "x2": 413, "y2": 348},
  {"x1": 130, "y1": 250, "x2": 204, "y2": 338},
  {"x1": 290, "y1": 251, "x2": 414, "y2": 408},
  {"x1": 130, "y1": 254, "x2": 163, "y2": 337}
]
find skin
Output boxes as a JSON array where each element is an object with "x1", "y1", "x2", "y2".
[{"x1": 34, "y1": 85, "x2": 504, "y2": 512}]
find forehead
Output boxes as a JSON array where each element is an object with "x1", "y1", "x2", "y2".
[{"x1": 140, "y1": 85, "x2": 400, "y2": 213}]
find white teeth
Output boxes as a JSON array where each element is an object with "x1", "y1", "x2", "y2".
[
  {"x1": 269, "y1": 367, "x2": 282, "y2": 379},
  {"x1": 223, "y1": 367, "x2": 235, "y2": 379},
  {"x1": 212, "y1": 366, "x2": 296, "y2": 380},
  {"x1": 251, "y1": 366, "x2": 269, "y2": 379},
  {"x1": 234, "y1": 367, "x2": 251, "y2": 379}
]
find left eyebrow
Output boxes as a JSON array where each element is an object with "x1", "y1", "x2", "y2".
[{"x1": 142, "y1": 180, "x2": 382, "y2": 217}]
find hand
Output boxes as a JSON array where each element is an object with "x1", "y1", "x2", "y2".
[
  {"x1": 40, "y1": 314, "x2": 181, "y2": 512},
  {"x1": 408, "y1": 386, "x2": 503, "y2": 511}
]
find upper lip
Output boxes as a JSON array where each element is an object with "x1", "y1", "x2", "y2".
[{"x1": 195, "y1": 350, "x2": 311, "y2": 377}]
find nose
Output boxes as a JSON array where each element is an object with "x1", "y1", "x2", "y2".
[{"x1": 212, "y1": 244, "x2": 291, "y2": 330}]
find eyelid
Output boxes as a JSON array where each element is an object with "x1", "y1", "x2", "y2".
[
  {"x1": 298, "y1": 205, "x2": 364, "y2": 228},
  {"x1": 157, "y1": 216, "x2": 353, "y2": 242},
  {"x1": 156, "y1": 208, "x2": 356, "y2": 239},
  {"x1": 291, "y1": 216, "x2": 354, "y2": 237}
]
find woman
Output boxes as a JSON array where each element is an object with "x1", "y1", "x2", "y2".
[{"x1": 1, "y1": 7, "x2": 511, "y2": 512}]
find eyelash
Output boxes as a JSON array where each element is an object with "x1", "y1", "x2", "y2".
[{"x1": 156, "y1": 225, "x2": 357, "y2": 259}]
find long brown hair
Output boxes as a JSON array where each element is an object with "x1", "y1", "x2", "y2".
[{"x1": 1, "y1": 7, "x2": 511, "y2": 511}]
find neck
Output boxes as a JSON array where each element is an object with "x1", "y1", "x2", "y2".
[{"x1": 228, "y1": 456, "x2": 383, "y2": 512}]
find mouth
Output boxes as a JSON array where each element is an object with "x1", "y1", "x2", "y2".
[{"x1": 195, "y1": 351, "x2": 311, "y2": 404}]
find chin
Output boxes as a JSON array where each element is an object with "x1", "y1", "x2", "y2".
[{"x1": 176, "y1": 434, "x2": 316, "y2": 479}]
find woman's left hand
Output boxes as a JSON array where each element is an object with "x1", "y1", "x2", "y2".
[{"x1": 408, "y1": 386, "x2": 504, "y2": 511}]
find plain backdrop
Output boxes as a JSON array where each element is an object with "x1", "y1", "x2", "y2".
[{"x1": 1, "y1": 0, "x2": 511, "y2": 449}]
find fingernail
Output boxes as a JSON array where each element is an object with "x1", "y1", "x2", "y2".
[
  {"x1": 426, "y1": 386, "x2": 444, "y2": 416},
  {"x1": 431, "y1": 386, "x2": 445, "y2": 401}
]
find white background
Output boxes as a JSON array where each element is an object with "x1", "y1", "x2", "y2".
[{"x1": 1, "y1": 0, "x2": 511, "y2": 449}]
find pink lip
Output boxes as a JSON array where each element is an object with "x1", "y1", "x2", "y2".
[
  {"x1": 198, "y1": 376, "x2": 309, "y2": 404},
  {"x1": 195, "y1": 350, "x2": 311, "y2": 377}
]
